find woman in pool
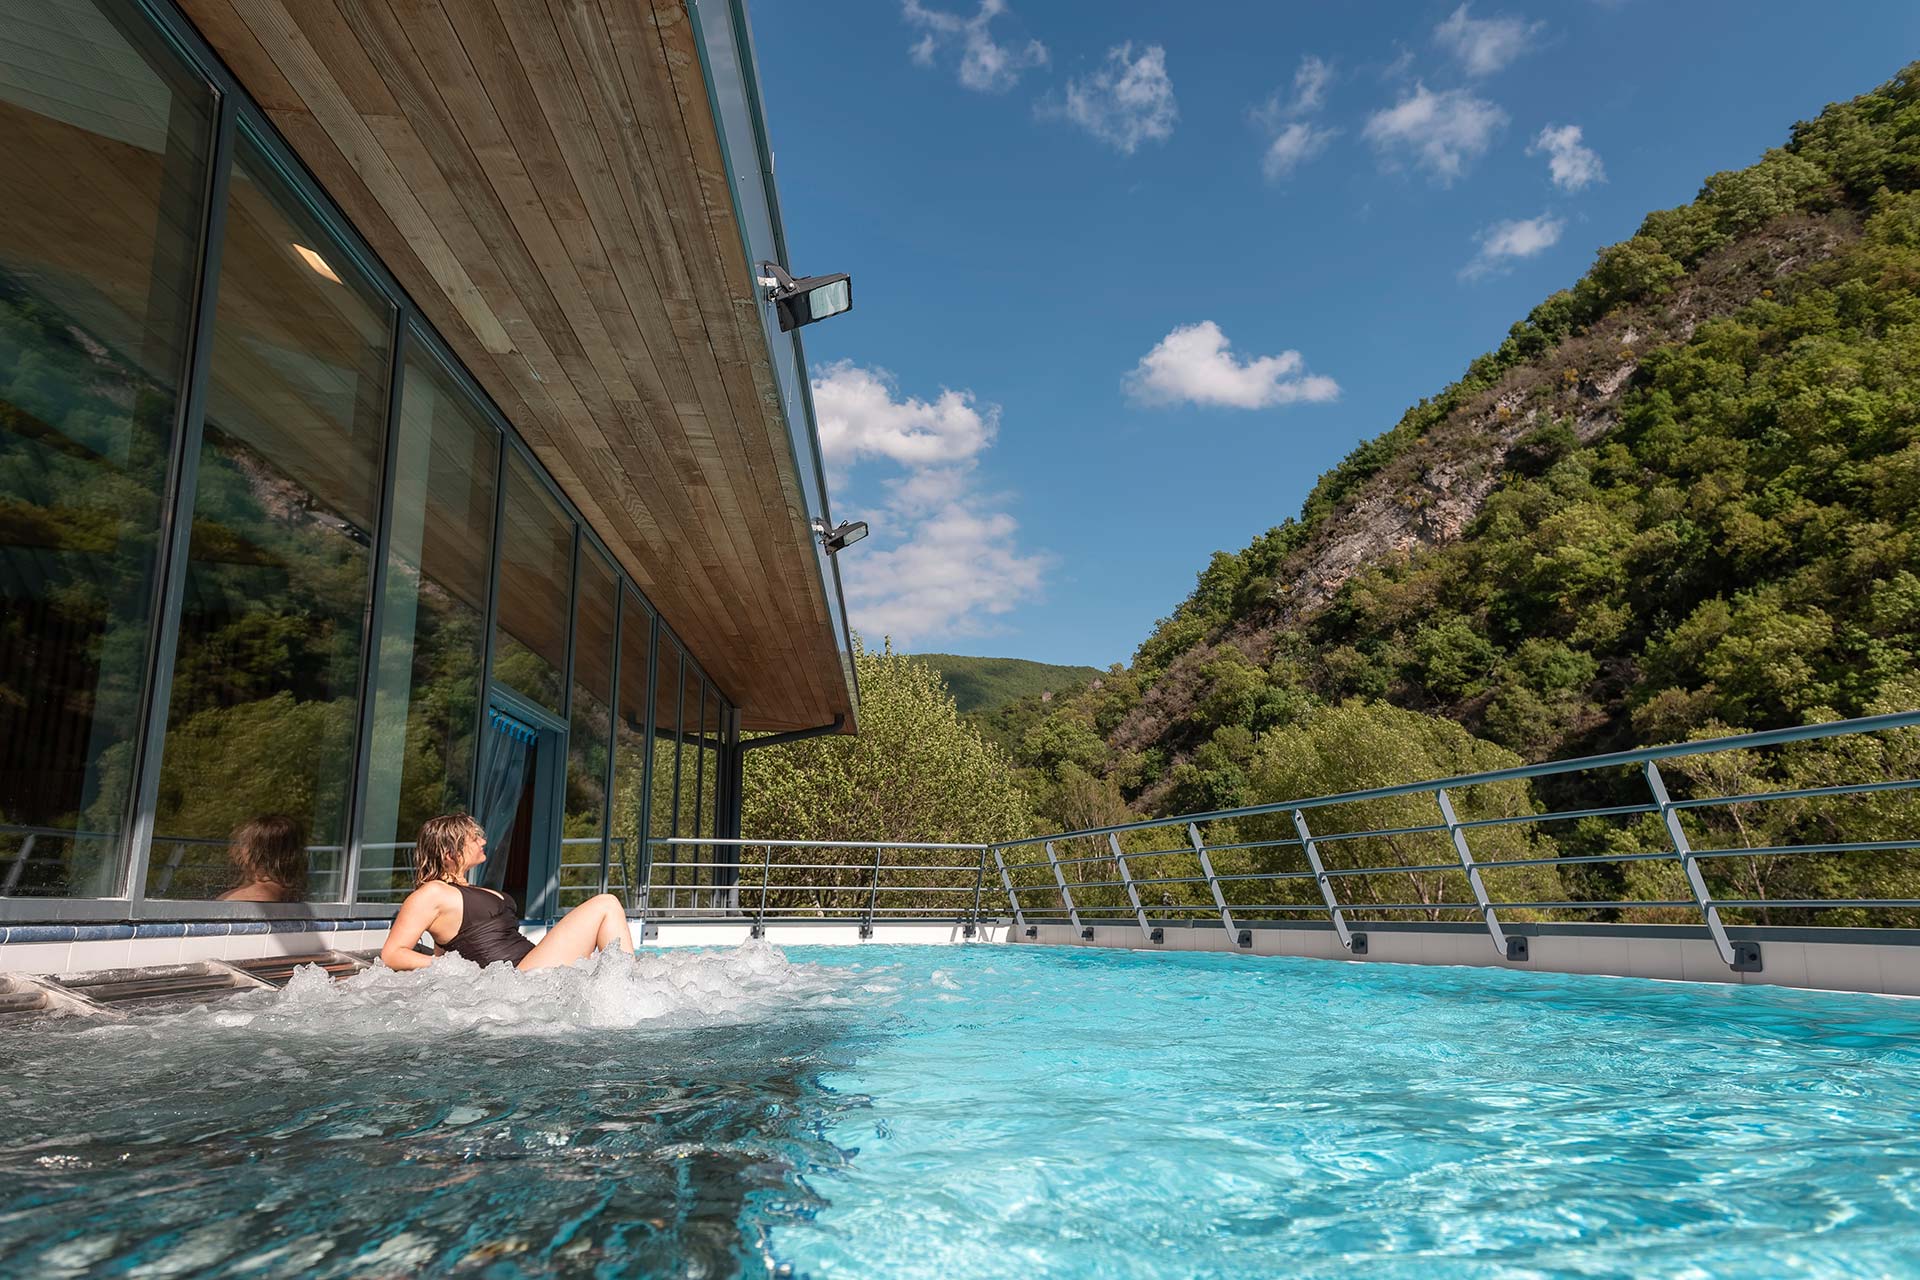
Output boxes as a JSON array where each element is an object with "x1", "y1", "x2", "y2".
[{"x1": 379, "y1": 813, "x2": 633, "y2": 971}]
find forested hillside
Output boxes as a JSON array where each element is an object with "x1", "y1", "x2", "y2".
[
  {"x1": 907, "y1": 654, "x2": 1102, "y2": 715},
  {"x1": 1007, "y1": 62, "x2": 1920, "y2": 834}
]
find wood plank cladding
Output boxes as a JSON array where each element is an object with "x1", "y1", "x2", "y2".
[{"x1": 178, "y1": 0, "x2": 849, "y2": 732}]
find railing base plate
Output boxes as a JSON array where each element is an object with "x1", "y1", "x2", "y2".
[
  {"x1": 1149, "y1": 927, "x2": 1164, "y2": 944},
  {"x1": 1347, "y1": 933, "x2": 1368, "y2": 956},
  {"x1": 1505, "y1": 936, "x2": 1529, "y2": 962},
  {"x1": 1731, "y1": 941, "x2": 1762, "y2": 972}
]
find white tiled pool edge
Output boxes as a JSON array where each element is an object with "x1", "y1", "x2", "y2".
[
  {"x1": 4, "y1": 919, "x2": 1913, "y2": 997},
  {"x1": 1005, "y1": 922, "x2": 1920, "y2": 997}
]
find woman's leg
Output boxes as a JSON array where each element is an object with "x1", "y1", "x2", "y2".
[{"x1": 518, "y1": 893, "x2": 635, "y2": 970}]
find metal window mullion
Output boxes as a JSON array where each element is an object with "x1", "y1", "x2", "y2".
[
  {"x1": 1438, "y1": 789, "x2": 1514, "y2": 960},
  {"x1": 668, "y1": 653, "x2": 685, "y2": 901},
  {"x1": 693, "y1": 681, "x2": 707, "y2": 900},
  {"x1": 992, "y1": 846, "x2": 1025, "y2": 927},
  {"x1": 1646, "y1": 761, "x2": 1739, "y2": 967},
  {"x1": 340, "y1": 319, "x2": 408, "y2": 906},
  {"x1": 1109, "y1": 833, "x2": 1149, "y2": 935},
  {"x1": 470, "y1": 418, "x2": 509, "y2": 810},
  {"x1": 123, "y1": 94, "x2": 236, "y2": 912},
  {"x1": 1292, "y1": 809, "x2": 1355, "y2": 951},
  {"x1": 635, "y1": 612, "x2": 659, "y2": 922},
  {"x1": 598, "y1": 587, "x2": 622, "y2": 898},
  {"x1": 1044, "y1": 841, "x2": 1081, "y2": 930},
  {"x1": 1188, "y1": 823, "x2": 1237, "y2": 941}
]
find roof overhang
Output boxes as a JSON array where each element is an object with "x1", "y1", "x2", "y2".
[{"x1": 177, "y1": 0, "x2": 857, "y2": 732}]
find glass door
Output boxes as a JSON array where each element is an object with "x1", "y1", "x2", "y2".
[{"x1": 477, "y1": 693, "x2": 565, "y2": 919}]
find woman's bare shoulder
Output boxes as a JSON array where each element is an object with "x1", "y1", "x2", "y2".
[{"x1": 403, "y1": 881, "x2": 461, "y2": 910}]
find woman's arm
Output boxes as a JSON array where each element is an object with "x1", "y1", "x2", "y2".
[{"x1": 380, "y1": 886, "x2": 448, "y2": 971}]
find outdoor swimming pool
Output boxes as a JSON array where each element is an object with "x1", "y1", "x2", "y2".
[{"x1": 2, "y1": 943, "x2": 1917, "y2": 1277}]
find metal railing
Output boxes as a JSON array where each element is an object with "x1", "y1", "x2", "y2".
[
  {"x1": 644, "y1": 710, "x2": 1920, "y2": 970},
  {"x1": 640, "y1": 838, "x2": 995, "y2": 938}
]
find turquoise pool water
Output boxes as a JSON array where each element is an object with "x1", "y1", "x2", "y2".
[{"x1": 2, "y1": 943, "x2": 1918, "y2": 1277}]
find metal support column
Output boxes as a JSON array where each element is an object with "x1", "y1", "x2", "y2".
[
  {"x1": 1438, "y1": 789, "x2": 1523, "y2": 961},
  {"x1": 1108, "y1": 834, "x2": 1153, "y2": 939},
  {"x1": 992, "y1": 846, "x2": 1025, "y2": 928},
  {"x1": 1292, "y1": 810, "x2": 1361, "y2": 953},
  {"x1": 1646, "y1": 761, "x2": 1755, "y2": 970},
  {"x1": 750, "y1": 842, "x2": 773, "y2": 939},
  {"x1": 860, "y1": 843, "x2": 882, "y2": 939},
  {"x1": 1044, "y1": 841, "x2": 1083, "y2": 933},
  {"x1": 1188, "y1": 823, "x2": 1243, "y2": 946},
  {"x1": 965, "y1": 846, "x2": 987, "y2": 938}
]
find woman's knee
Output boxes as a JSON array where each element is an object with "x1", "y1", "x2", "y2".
[{"x1": 591, "y1": 892, "x2": 623, "y2": 913}]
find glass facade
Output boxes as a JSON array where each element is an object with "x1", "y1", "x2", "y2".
[
  {"x1": 559, "y1": 547, "x2": 617, "y2": 909},
  {"x1": 355, "y1": 345, "x2": 498, "y2": 901},
  {"x1": 0, "y1": 1, "x2": 215, "y2": 899},
  {"x1": 0, "y1": 0, "x2": 739, "y2": 919}
]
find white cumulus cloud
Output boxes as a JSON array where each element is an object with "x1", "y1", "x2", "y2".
[
  {"x1": 1530, "y1": 123, "x2": 1605, "y2": 191},
  {"x1": 901, "y1": 0, "x2": 1047, "y2": 93},
  {"x1": 1433, "y1": 3, "x2": 1544, "y2": 77},
  {"x1": 1253, "y1": 54, "x2": 1337, "y2": 182},
  {"x1": 811, "y1": 362, "x2": 1048, "y2": 647},
  {"x1": 812, "y1": 361, "x2": 994, "y2": 473},
  {"x1": 1461, "y1": 213, "x2": 1564, "y2": 279},
  {"x1": 1263, "y1": 122, "x2": 1338, "y2": 181},
  {"x1": 1050, "y1": 42, "x2": 1177, "y2": 154},
  {"x1": 1125, "y1": 321, "x2": 1340, "y2": 410},
  {"x1": 1362, "y1": 83, "x2": 1506, "y2": 182}
]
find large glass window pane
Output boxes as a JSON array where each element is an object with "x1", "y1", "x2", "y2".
[
  {"x1": 493, "y1": 452, "x2": 570, "y2": 715},
  {"x1": 559, "y1": 546, "x2": 615, "y2": 909},
  {"x1": 607, "y1": 590, "x2": 652, "y2": 907},
  {"x1": 649, "y1": 642, "x2": 682, "y2": 906},
  {"x1": 356, "y1": 348, "x2": 498, "y2": 901},
  {"x1": 676, "y1": 663, "x2": 704, "y2": 902},
  {"x1": 700, "y1": 683, "x2": 723, "y2": 905},
  {"x1": 146, "y1": 133, "x2": 392, "y2": 902},
  {"x1": 0, "y1": 2, "x2": 214, "y2": 898}
]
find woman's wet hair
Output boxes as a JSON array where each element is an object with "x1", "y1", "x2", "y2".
[
  {"x1": 229, "y1": 814, "x2": 308, "y2": 896},
  {"x1": 415, "y1": 813, "x2": 484, "y2": 886}
]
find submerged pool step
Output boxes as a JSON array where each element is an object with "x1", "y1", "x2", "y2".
[
  {"x1": 0, "y1": 976, "x2": 53, "y2": 1022},
  {"x1": 234, "y1": 951, "x2": 368, "y2": 988},
  {"x1": 52, "y1": 961, "x2": 274, "y2": 1009}
]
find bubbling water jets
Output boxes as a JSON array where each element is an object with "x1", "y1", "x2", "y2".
[{"x1": 190, "y1": 941, "x2": 848, "y2": 1037}]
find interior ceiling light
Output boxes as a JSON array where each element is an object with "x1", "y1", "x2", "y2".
[
  {"x1": 291, "y1": 243, "x2": 341, "y2": 284},
  {"x1": 758, "y1": 261, "x2": 852, "y2": 332}
]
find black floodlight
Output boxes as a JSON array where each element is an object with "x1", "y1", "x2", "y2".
[
  {"x1": 813, "y1": 517, "x2": 869, "y2": 555},
  {"x1": 759, "y1": 261, "x2": 853, "y2": 332}
]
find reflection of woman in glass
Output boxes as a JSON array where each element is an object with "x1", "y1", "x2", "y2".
[
  {"x1": 378, "y1": 813, "x2": 633, "y2": 971},
  {"x1": 217, "y1": 814, "x2": 309, "y2": 902}
]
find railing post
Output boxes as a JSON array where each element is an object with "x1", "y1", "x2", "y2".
[
  {"x1": 861, "y1": 842, "x2": 882, "y2": 940},
  {"x1": 1188, "y1": 823, "x2": 1242, "y2": 946},
  {"x1": 992, "y1": 845, "x2": 1025, "y2": 928},
  {"x1": 1645, "y1": 761, "x2": 1756, "y2": 971},
  {"x1": 1438, "y1": 789, "x2": 1524, "y2": 961},
  {"x1": 1108, "y1": 833, "x2": 1153, "y2": 939},
  {"x1": 751, "y1": 842, "x2": 773, "y2": 939},
  {"x1": 1044, "y1": 840, "x2": 1083, "y2": 934},
  {"x1": 1292, "y1": 810, "x2": 1362, "y2": 954},
  {"x1": 636, "y1": 839, "x2": 653, "y2": 925},
  {"x1": 966, "y1": 846, "x2": 987, "y2": 938}
]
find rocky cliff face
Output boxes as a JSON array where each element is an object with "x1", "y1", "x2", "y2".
[{"x1": 1106, "y1": 209, "x2": 1862, "y2": 799}]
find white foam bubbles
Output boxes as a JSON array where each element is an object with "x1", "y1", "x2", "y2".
[{"x1": 198, "y1": 941, "x2": 846, "y2": 1038}]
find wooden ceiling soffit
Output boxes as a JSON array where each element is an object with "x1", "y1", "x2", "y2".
[{"x1": 179, "y1": 0, "x2": 852, "y2": 731}]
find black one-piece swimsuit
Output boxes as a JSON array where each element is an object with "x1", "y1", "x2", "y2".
[{"x1": 444, "y1": 883, "x2": 535, "y2": 967}]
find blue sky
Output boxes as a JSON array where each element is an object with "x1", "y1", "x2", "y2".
[{"x1": 748, "y1": 1, "x2": 1920, "y2": 668}]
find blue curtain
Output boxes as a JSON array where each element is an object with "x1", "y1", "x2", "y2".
[{"x1": 476, "y1": 709, "x2": 536, "y2": 889}]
